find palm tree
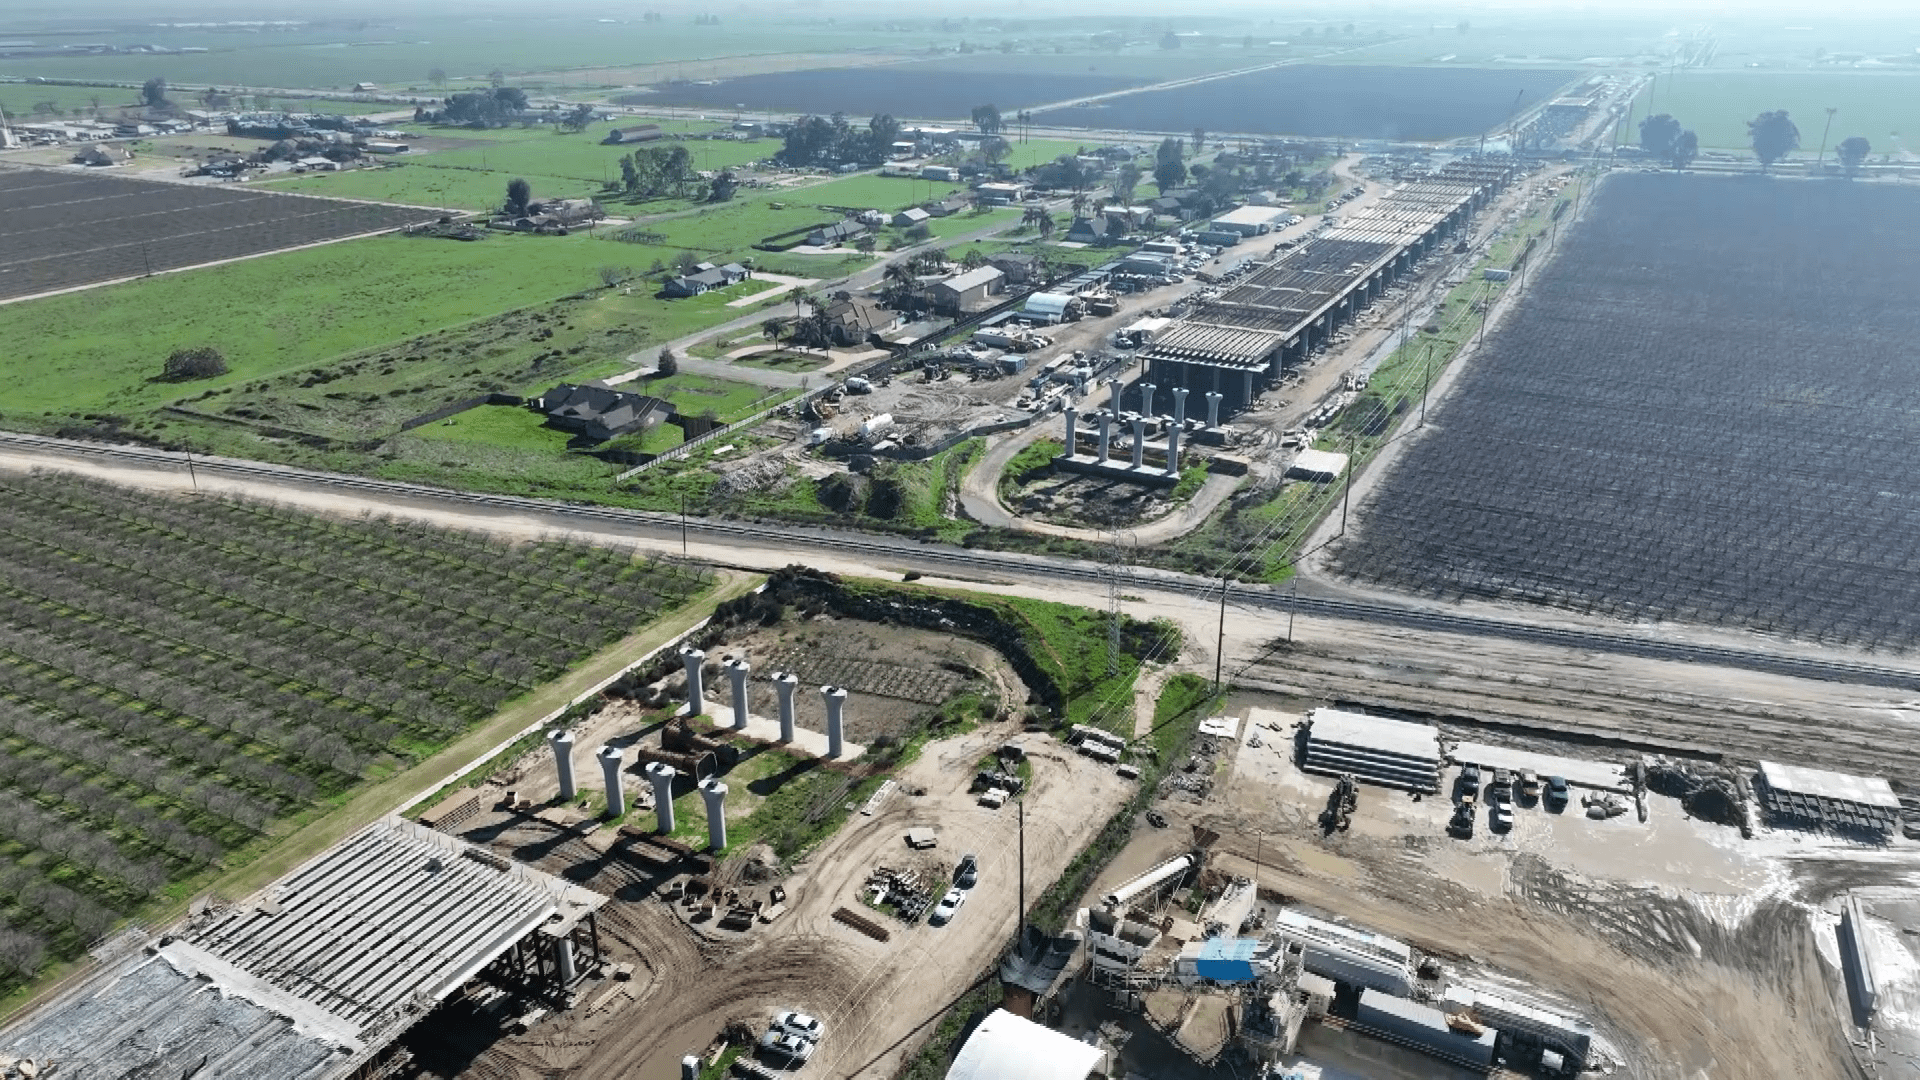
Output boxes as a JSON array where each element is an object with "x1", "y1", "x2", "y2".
[
  {"x1": 787, "y1": 286, "x2": 808, "y2": 316},
  {"x1": 1071, "y1": 193, "x2": 1088, "y2": 216},
  {"x1": 762, "y1": 318, "x2": 786, "y2": 345},
  {"x1": 1036, "y1": 211, "x2": 1056, "y2": 239}
]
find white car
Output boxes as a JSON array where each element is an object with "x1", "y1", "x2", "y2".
[
  {"x1": 759, "y1": 1030, "x2": 815, "y2": 1067},
  {"x1": 775, "y1": 1011, "x2": 824, "y2": 1042},
  {"x1": 930, "y1": 887, "x2": 966, "y2": 925}
]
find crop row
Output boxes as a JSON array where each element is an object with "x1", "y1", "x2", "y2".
[
  {"x1": 1335, "y1": 174, "x2": 1920, "y2": 650},
  {"x1": 0, "y1": 472, "x2": 709, "y2": 986}
]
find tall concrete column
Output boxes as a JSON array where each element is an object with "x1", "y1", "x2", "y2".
[
  {"x1": 556, "y1": 937, "x2": 576, "y2": 984},
  {"x1": 1140, "y1": 381, "x2": 1156, "y2": 417},
  {"x1": 1131, "y1": 415, "x2": 1146, "y2": 468},
  {"x1": 1171, "y1": 386, "x2": 1188, "y2": 427},
  {"x1": 1167, "y1": 420, "x2": 1182, "y2": 476},
  {"x1": 699, "y1": 778, "x2": 728, "y2": 850},
  {"x1": 598, "y1": 745, "x2": 624, "y2": 818},
  {"x1": 548, "y1": 730, "x2": 576, "y2": 800},
  {"x1": 1242, "y1": 370, "x2": 1254, "y2": 405},
  {"x1": 1108, "y1": 378, "x2": 1123, "y2": 410},
  {"x1": 680, "y1": 647, "x2": 706, "y2": 717},
  {"x1": 1096, "y1": 411, "x2": 1113, "y2": 463},
  {"x1": 773, "y1": 672, "x2": 798, "y2": 743},
  {"x1": 646, "y1": 762, "x2": 676, "y2": 833},
  {"x1": 1064, "y1": 409, "x2": 1078, "y2": 457},
  {"x1": 822, "y1": 685, "x2": 847, "y2": 759},
  {"x1": 725, "y1": 657, "x2": 750, "y2": 731},
  {"x1": 1205, "y1": 391, "x2": 1223, "y2": 428}
]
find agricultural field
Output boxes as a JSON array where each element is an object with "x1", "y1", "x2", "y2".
[
  {"x1": 1036, "y1": 65, "x2": 1578, "y2": 140},
  {"x1": 1633, "y1": 71, "x2": 1920, "y2": 153},
  {"x1": 0, "y1": 166, "x2": 436, "y2": 301},
  {"x1": 0, "y1": 470, "x2": 709, "y2": 994},
  {"x1": 1334, "y1": 173, "x2": 1920, "y2": 650},
  {"x1": 626, "y1": 64, "x2": 1155, "y2": 122},
  {"x1": 259, "y1": 120, "x2": 778, "y2": 213}
]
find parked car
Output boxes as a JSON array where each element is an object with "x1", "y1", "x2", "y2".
[
  {"x1": 1457, "y1": 764, "x2": 1481, "y2": 802},
  {"x1": 774, "y1": 1011, "x2": 823, "y2": 1042},
  {"x1": 1491, "y1": 768, "x2": 1513, "y2": 797},
  {"x1": 1490, "y1": 791, "x2": 1515, "y2": 832},
  {"x1": 955, "y1": 853, "x2": 979, "y2": 889},
  {"x1": 930, "y1": 887, "x2": 966, "y2": 925},
  {"x1": 1545, "y1": 775, "x2": 1570, "y2": 810},
  {"x1": 1520, "y1": 770, "x2": 1541, "y2": 803},
  {"x1": 759, "y1": 1031, "x2": 816, "y2": 1067}
]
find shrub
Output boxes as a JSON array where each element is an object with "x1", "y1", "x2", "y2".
[{"x1": 161, "y1": 346, "x2": 228, "y2": 381}]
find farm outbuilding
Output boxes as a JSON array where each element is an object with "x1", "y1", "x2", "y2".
[
  {"x1": 892, "y1": 207, "x2": 932, "y2": 228},
  {"x1": 602, "y1": 124, "x2": 664, "y2": 144},
  {"x1": 1210, "y1": 205, "x2": 1287, "y2": 236},
  {"x1": 930, "y1": 265, "x2": 1005, "y2": 314},
  {"x1": 1020, "y1": 292, "x2": 1079, "y2": 325}
]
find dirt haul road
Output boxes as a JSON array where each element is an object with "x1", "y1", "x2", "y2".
[{"x1": 490, "y1": 725, "x2": 1129, "y2": 1080}]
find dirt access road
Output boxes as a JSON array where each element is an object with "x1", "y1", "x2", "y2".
[{"x1": 495, "y1": 723, "x2": 1131, "y2": 1080}]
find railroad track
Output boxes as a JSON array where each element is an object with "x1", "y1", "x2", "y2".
[{"x1": 7, "y1": 430, "x2": 1920, "y2": 693}]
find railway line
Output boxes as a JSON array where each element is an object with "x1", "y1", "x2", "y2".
[{"x1": 4, "y1": 429, "x2": 1920, "y2": 695}]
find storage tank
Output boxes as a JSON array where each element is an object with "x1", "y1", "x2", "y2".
[{"x1": 860, "y1": 414, "x2": 894, "y2": 438}]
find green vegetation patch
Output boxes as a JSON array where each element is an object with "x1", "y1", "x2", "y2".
[{"x1": 1635, "y1": 71, "x2": 1920, "y2": 153}]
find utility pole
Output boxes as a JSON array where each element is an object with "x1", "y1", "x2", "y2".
[
  {"x1": 1816, "y1": 107, "x2": 1838, "y2": 169},
  {"x1": 1214, "y1": 575, "x2": 1229, "y2": 690},
  {"x1": 1420, "y1": 343, "x2": 1434, "y2": 427},
  {"x1": 1340, "y1": 434, "x2": 1356, "y2": 535},
  {"x1": 679, "y1": 494, "x2": 687, "y2": 555},
  {"x1": 1017, "y1": 796, "x2": 1026, "y2": 955},
  {"x1": 1287, "y1": 576, "x2": 1297, "y2": 643},
  {"x1": 184, "y1": 451, "x2": 198, "y2": 492}
]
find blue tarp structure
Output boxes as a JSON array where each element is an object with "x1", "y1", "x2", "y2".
[{"x1": 1194, "y1": 937, "x2": 1259, "y2": 982}]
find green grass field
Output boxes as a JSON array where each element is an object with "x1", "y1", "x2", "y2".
[
  {"x1": 1635, "y1": 71, "x2": 1920, "y2": 152},
  {"x1": 0, "y1": 83, "x2": 141, "y2": 119},
  {"x1": 0, "y1": 230, "x2": 685, "y2": 418},
  {"x1": 260, "y1": 119, "x2": 778, "y2": 211},
  {"x1": 410, "y1": 403, "x2": 572, "y2": 451}
]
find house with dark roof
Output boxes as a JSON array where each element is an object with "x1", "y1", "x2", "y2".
[
  {"x1": 806, "y1": 219, "x2": 869, "y2": 247},
  {"x1": 988, "y1": 254, "x2": 1044, "y2": 285},
  {"x1": 926, "y1": 195, "x2": 971, "y2": 218},
  {"x1": 1065, "y1": 215, "x2": 1113, "y2": 244},
  {"x1": 534, "y1": 383, "x2": 673, "y2": 441},
  {"x1": 823, "y1": 296, "x2": 901, "y2": 346},
  {"x1": 892, "y1": 207, "x2": 932, "y2": 228},
  {"x1": 662, "y1": 262, "x2": 751, "y2": 297}
]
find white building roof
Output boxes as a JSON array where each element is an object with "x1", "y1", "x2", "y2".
[
  {"x1": 939, "y1": 266, "x2": 1004, "y2": 293},
  {"x1": 945, "y1": 1009, "x2": 1103, "y2": 1080},
  {"x1": 1305, "y1": 707, "x2": 1436, "y2": 762},
  {"x1": 1022, "y1": 292, "x2": 1075, "y2": 316},
  {"x1": 1759, "y1": 761, "x2": 1901, "y2": 810},
  {"x1": 1288, "y1": 448, "x2": 1350, "y2": 480},
  {"x1": 1212, "y1": 205, "x2": 1287, "y2": 228}
]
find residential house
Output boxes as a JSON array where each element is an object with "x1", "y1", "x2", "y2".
[
  {"x1": 1148, "y1": 195, "x2": 1188, "y2": 220},
  {"x1": 823, "y1": 296, "x2": 901, "y2": 346},
  {"x1": 892, "y1": 207, "x2": 932, "y2": 228},
  {"x1": 352, "y1": 82, "x2": 380, "y2": 93},
  {"x1": 929, "y1": 265, "x2": 1005, "y2": 314},
  {"x1": 1065, "y1": 216, "x2": 1113, "y2": 245},
  {"x1": 662, "y1": 262, "x2": 751, "y2": 297},
  {"x1": 926, "y1": 195, "x2": 970, "y2": 218},
  {"x1": 988, "y1": 254, "x2": 1044, "y2": 286},
  {"x1": 920, "y1": 165, "x2": 957, "y2": 182},
  {"x1": 602, "y1": 124, "x2": 664, "y2": 144},
  {"x1": 806, "y1": 219, "x2": 869, "y2": 247},
  {"x1": 72, "y1": 144, "x2": 132, "y2": 167},
  {"x1": 526, "y1": 198, "x2": 600, "y2": 226},
  {"x1": 973, "y1": 181, "x2": 1026, "y2": 205},
  {"x1": 534, "y1": 383, "x2": 673, "y2": 441}
]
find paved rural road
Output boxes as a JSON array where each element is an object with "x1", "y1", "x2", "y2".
[{"x1": 5, "y1": 430, "x2": 1920, "y2": 694}]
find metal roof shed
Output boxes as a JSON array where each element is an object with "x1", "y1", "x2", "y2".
[
  {"x1": 1021, "y1": 292, "x2": 1075, "y2": 324},
  {"x1": 945, "y1": 1008, "x2": 1104, "y2": 1080}
]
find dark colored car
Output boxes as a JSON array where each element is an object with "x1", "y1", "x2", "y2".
[
  {"x1": 955, "y1": 853, "x2": 979, "y2": 889},
  {"x1": 1545, "y1": 775, "x2": 1570, "y2": 809}
]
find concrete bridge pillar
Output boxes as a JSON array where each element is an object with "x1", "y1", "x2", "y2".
[
  {"x1": 699, "y1": 779, "x2": 728, "y2": 851},
  {"x1": 1064, "y1": 409, "x2": 1078, "y2": 457},
  {"x1": 1140, "y1": 381, "x2": 1155, "y2": 417},
  {"x1": 598, "y1": 744, "x2": 624, "y2": 818},
  {"x1": 1096, "y1": 411, "x2": 1113, "y2": 463},
  {"x1": 679, "y1": 647, "x2": 706, "y2": 717},
  {"x1": 822, "y1": 685, "x2": 847, "y2": 759},
  {"x1": 1130, "y1": 414, "x2": 1146, "y2": 468},
  {"x1": 773, "y1": 672, "x2": 798, "y2": 743},
  {"x1": 725, "y1": 657, "x2": 750, "y2": 730},
  {"x1": 646, "y1": 762, "x2": 676, "y2": 833},
  {"x1": 548, "y1": 730, "x2": 576, "y2": 801},
  {"x1": 1205, "y1": 391, "x2": 1223, "y2": 428}
]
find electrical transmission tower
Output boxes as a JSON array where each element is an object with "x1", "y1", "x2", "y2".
[{"x1": 1104, "y1": 534, "x2": 1134, "y2": 675}]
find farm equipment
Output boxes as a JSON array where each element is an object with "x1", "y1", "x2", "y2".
[{"x1": 1320, "y1": 774, "x2": 1358, "y2": 833}]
